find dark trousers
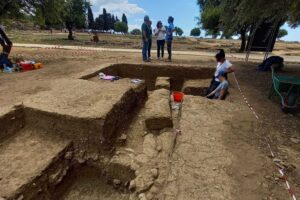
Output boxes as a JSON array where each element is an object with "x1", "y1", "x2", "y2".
[
  {"x1": 206, "y1": 77, "x2": 220, "y2": 99},
  {"x1": 0, "y1": 28, "x2": 12, "y2": 55},
  {"x1": 157, "y1": 40, "x2": 165, "y2": 58},
  {"x1": 142, "y1": 41, "x2": 149, "y2": 61},
  {"x1": 148, "y1": 39, "x2": 152, "y2": 58},
  {"x1": 166, "y1": 40, "x2": 172, "y2": 60}
]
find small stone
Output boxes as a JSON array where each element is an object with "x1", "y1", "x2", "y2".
[
  {"x1": 262, "y1": 183, "x2": 268, "y2": 188},
  {"x1": 138, "y1": 193, "x2": 147, "y2": 200},
  {"x1": 146, "y1": 193, "x2": 154, "y2": 200},
  {"x1": 77, "y1": 158, "x2": 86, "y2": 164},
  {"x1": 213, "y1": 167, "x2": 217, "y2": 171},
  {"x1": 113, "y1": 179, "x2": 121, "y2": 186},
  {"x1": 118, "y1": 134, "x2": 127, "y2": 144},
  {"x1": 143, "y1": 131, "x2": 148, "y2": 136},
  {"x1": 90, "y1": 153, "x2": 99, "y2": 161},
  {"x1": 156, "y1": 145, "x2": 162, "y2": 152},
  {"x1": 149, "y1": 186, "x2": 159, "y2": 194},
  {"x1": 290, "y1": 138, "x2": 300, "y2": 144},
  {"x1": 16, "y1": 195, "x2": 24, "y2": 200},
  {"x1": 129, "y1": 180, "x2": 136, "y2": 191},
  {"x1": 124, "y1": 181, "x2": 130, "y2": 187},
  {"x1": 264, "y1": 175, "x2": 271, "y2": 179},
  {"x1": 273, "y1": 158, "x2": 281, "y2": 163},
  {"x1": 150, "y1": 168, "x2": 159, "y2": 179}
]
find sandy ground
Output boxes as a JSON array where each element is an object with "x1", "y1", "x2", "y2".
[{"x1": 0, "y1": 47, "x2": 300, "y2": 199}]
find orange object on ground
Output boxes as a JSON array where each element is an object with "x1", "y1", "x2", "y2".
[
  {"x1": 173, "y1": 91, "x2": 184, "y2": 102},
  {"x1": 34, "y1": 63, "x2": 43, "y2": 69}
]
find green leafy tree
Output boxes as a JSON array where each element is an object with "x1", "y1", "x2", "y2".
[
  {"x1": 190, "y1": 28, "x2": 201, "y2": 37},
  {"x1": 175, "y1": 27, "x2": 184, "y2": 36},
  {"x1": 0, "y1": 0, "x2": 39, "y2": 20},
  {"x1": 87, "y1": 4, "x2": 94, "y2": 29},
  {"x1": 277, "y1": 29, "x2": 288, "y2": 39},
  {"x1": 122, "y1": 13, "x2": 128, "y2": 25},
  {"x1": 64, "y1": 0, "x2": 86, "y2": 40},
  {"x1": 197, "y1": 0, "x2": 222, "y2": 39},
  {"x1": 130, "y1": 29, "x2": 142, "y2": 35},
  {"x1": 114, "y1": 22, "x2": 128, "y2": 33}
]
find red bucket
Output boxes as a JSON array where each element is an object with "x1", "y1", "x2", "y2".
[
  {"x1": 20, "y1": 63, "x2": 33, "y2": 71},
  {"x1": 173, "y1": 91, "x2": 184, "y2": 102}
]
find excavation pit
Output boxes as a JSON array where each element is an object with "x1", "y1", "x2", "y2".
[
  {"x1": 0, "y1": 63, "x2": 214, "y2": 200},
  {"x1": 86, "y1": 63, "x2": 214, "y2": 92}
]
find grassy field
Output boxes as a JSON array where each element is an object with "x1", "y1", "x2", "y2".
[{"x1": 7, "y1": 30, "x2": 300, "y2": 56}]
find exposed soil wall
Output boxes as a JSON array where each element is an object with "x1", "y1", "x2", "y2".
[
  {"x1": 96, "y1": 63, "x2": 214, "y2": 91},
  {"x1": 0, "y1": 105, "x2": 25, "y2": 142}
]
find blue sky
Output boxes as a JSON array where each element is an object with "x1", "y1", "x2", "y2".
[{"x1": 91, "y1": 0, "x2": 300, "y2": 41}]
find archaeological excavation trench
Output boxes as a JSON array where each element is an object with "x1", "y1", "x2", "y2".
[{"x1": 0, "y1": 64, "x2": 215, "y2": 200}]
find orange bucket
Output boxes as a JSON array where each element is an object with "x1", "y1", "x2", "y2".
[{"x1": 173, "y1": 91, "x2": 184, "y2": 102}]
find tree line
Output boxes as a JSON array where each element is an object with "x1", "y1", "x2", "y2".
[
  {"x1": 197, "y1": 0, "x2": 300, "y2": 52},
  {"x1": 0, "y1": 0, "x2": 129, "y2": 40},
  {"x1": 88, "y1": 8, "x2": 128, "y2": 33}
]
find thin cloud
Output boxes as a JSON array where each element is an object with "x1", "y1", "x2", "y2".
[{"x1": 91, "y1": 0, "x2": 145, "y2": 18}]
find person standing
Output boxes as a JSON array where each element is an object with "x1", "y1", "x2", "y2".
[
  {"x1": 166, "y1": 16, "x2": 175, "y2": 62},
  {"x1": 147, "y1": 20, "x2": 153, "y2": 59},
  {"x1": 0, "y1": 25, "x2": 13, "y2": 57},
  {"x1": 154, "y1": 21, "x2": 166, "y2": 60},
  {"x1": 141, "y1": 16, "x2": 151, "y2": 62}
]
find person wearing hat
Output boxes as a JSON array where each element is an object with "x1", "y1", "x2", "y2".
[
  {"x1": 206, "y1": 49, "x2": 235, "y2": 95},
  {"x1": 154, "y1": 21, "x2": 166, "y2": 60},
  {"x1": 206, "y1": 71, "x2": 229, "y2": 100},
  {"x1": 142, "y1": 15, "x2": 151, "y2": 62}
]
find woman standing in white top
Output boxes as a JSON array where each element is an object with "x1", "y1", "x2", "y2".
[{"x1": 154, "y1": 21, "x2": 166, "y2": 60}]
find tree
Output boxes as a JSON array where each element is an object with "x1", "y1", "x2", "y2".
[
  {"x1": 103, "y1": 8, "x2": 109, "y2": 31},
  {"x1": 277, "y1": 29, "x2": 288, "y2": 39},
  {"x1": 114, "y1": 22, "x2": 128, "y2": 33},
  {"x1": 94, "y1": 14, "x2": 104, "y2": 30},
  {"x1": 190, "y1": 28, "x2": 201, "y2": 37},
  {"x1": 175, "y1": 27, "x2": 184, "y2": 36},
  {"x1": 33, "y1": 0, "x2": 65, "y2": 29},
  {"x1": 115, "y1": 16, "x2": 120, "y2": 22},
  {"x1": 64, "y1": 0, "x2": 86, "y2": 40},
  {"x1": 87, "y1": 4, "x2": 94, "y2": 29},
  {"x1": 197, "y1": 0, "x2": 222, "y2": 38},
  {"x1": 111, "y1": 14, "x2": 116, "y2": 30},
  {"x1": 122, "y1": 13, "x2": 128, "y2": 25},
  {"x1": 130, "y1": 29, "x2": 141, "y2": 35},
  {"x1": 0, "y1": 0, "x2": 40, "y2": 20}
]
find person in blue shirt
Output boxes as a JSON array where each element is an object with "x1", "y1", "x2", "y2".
[{"x1": 166, "y1": 16, "x2": 175, "y2": 62}]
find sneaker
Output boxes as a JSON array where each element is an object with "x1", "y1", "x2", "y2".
[{"x1": 143, "y1": 59, "x2": 150, "y2": 62}]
